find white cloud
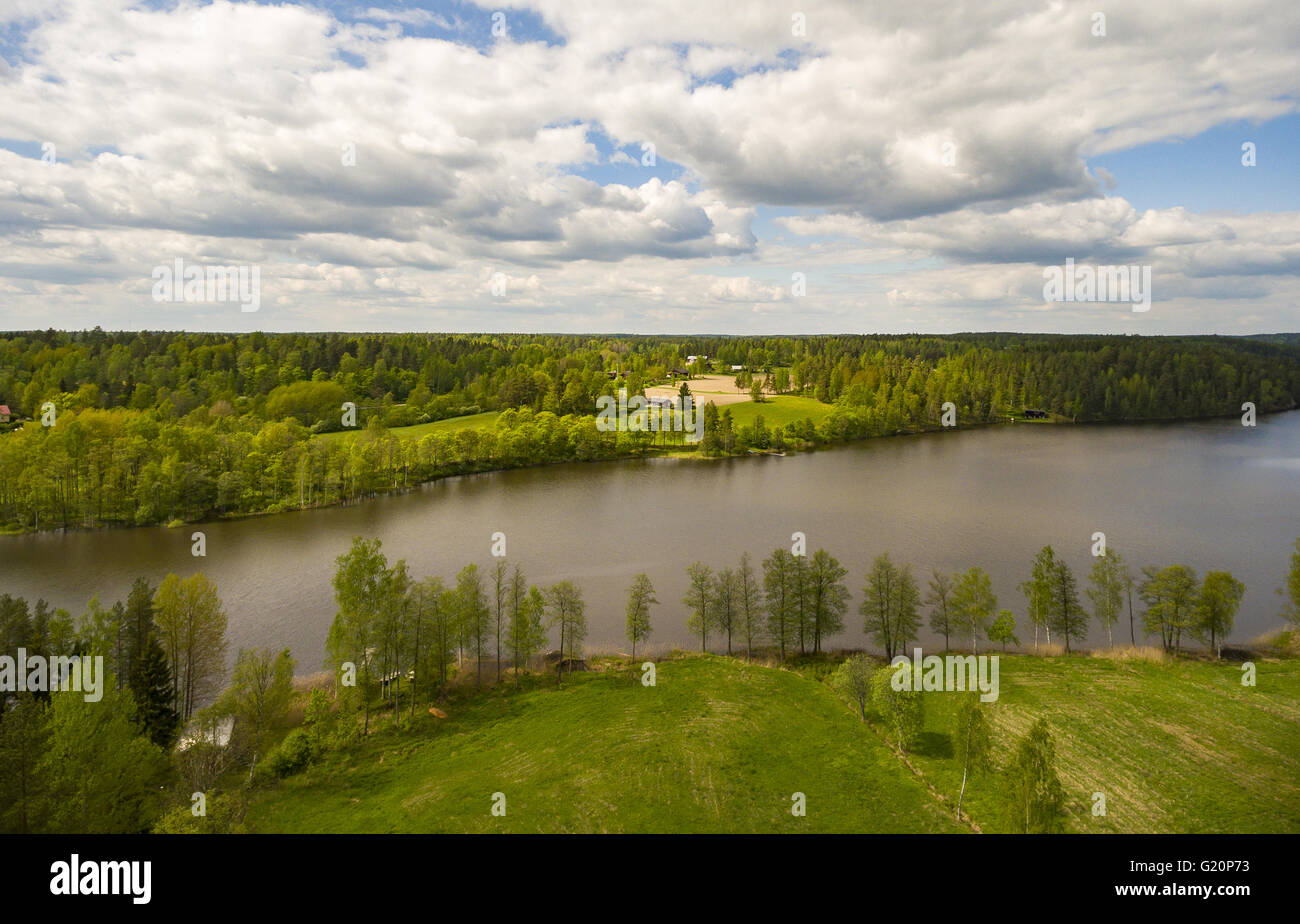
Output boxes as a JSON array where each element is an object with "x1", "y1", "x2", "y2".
[{"x1": 0, "y1": 0, "x2": 1297, "y2": 333}]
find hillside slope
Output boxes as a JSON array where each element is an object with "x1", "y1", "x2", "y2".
[
  {"x1": 243, "y1": 653, "x2": 1300, "y2": 834},
  {"x1": 246, "y1": 656, "x2": 966, "y2": 833}
]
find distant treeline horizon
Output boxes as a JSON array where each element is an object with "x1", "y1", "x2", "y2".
[{"x1": 0, "y1": 329, "x2": 1296, "y2": 533}]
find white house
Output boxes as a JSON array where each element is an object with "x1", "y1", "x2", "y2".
[{"x1": 176, "y1": 715, "x2": 234, "y2": 751}]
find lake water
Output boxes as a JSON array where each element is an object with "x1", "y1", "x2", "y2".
[{"x1": 2, "y1": 412, "x2": 1297, "y2": 669}]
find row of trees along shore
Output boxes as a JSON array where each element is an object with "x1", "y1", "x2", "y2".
[
  {"x1": 1, "y1": 536, "x2": 1296, "y2": 833},
  {"x1": 2, "y1": 330, "x2": 1297, "y2": 531},
  {"x1": 669, "y1": 541, "x2": 1290, "y2": 661}
]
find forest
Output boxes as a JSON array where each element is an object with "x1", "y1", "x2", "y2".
[{"x1": 0, "y1": 329, "x2": 1297, "y2": 531}]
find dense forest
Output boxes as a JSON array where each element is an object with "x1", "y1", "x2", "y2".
[{"x1": 0, "y1": 329, "x2": 1297, "y2": 531}]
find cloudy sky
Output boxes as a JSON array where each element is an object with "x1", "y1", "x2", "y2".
[{"x1": 1, "y1": 0, "x2": 1297, "y2": 334}]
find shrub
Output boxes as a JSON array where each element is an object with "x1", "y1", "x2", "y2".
[{"x1": 264, "y1": 728, "x2": 318, "y2": 778}]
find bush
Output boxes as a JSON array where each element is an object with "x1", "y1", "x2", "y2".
[
  {"x1": 871, "y1": 663, "x2": 925, "y2": 752},
  {"x1": 831, "y1": 654, "x2": 875, "y2": 720},
  {"x1": 264, "y1": 728, "x2": 318, "y2": 778},
  {"x1": 152, "y1": 792, "x2": 247, "y2": 833}
]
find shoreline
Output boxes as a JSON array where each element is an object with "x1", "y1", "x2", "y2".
[{"x1": 1, "y1": 405, "x2": 1294, "y2": 538}]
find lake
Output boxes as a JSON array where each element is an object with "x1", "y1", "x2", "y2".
[{"x1": 2, "y1": 412, "x2": 1297, "y2": 669}]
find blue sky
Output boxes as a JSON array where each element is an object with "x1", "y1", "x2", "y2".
[{"x1": 1088, "y1": 115, "x2": 1300, "y2": 213}]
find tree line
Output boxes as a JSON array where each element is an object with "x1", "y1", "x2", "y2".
[
  {"x1": 0, "y1": 571, "x2": 306, "y2": 833},
  {"x1": 637, "y1": 537, "x2": 1300, "y2": 660},
  {"x1": 2, "y1": 330, "x2": 1297, "y2": 531}
]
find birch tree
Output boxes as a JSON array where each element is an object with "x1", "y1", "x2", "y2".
[{"x1": 624, "y1": 573, "x2": 656, "y2": 660}]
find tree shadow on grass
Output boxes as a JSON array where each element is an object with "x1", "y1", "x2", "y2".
[{"x1": 913, "y1": 731, "x2": 954, "y2": 759}]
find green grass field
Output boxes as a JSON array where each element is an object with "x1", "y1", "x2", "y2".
[
  {"x1": 315, "y1": 411, "x2": 500, "y2": 443},
  {"x1": 899, "y1": 653, "x2": 1300, "y2": 833},
  {"x1": 246, "y1": 656, "x2": 965, "y2": 833},
  {"x1": 722, "y1": 396, "x2": 833, "y2": 429},
  {"x1": 242, "y1": 651, "x2": 1300, "y2": 834},
  {"x1": 311, "y1": 398, "x2": 831, "y2": 449}
]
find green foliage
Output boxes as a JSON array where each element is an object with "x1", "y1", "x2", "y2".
[
  {"x1": 411, "y1": 576, "x2": 456, "y2": 697},
  {"x1": 455, "y1": 564, "x2": 490, "y2": 686},
  {"x1": 130, "y1": 634, "x2": 180, "y2": 749},
  {"x1": 1140, "y1": 564, "x2": 1200, "y2": 652},
  {"x1": 624, "y1": 573, "x2": 656, "y2": 659},
  {"x1": 1195, "y1": 570, "x2": 1245, "y2": 658},
  {"x1": 987, "y1": 610, "x2": 1019, "y2": 650},
  {"x1": 2, "y1": 330, "x2": 1295, "y2": 532},
  {"x1": 1020, "y1": 545, "x2": 1057, "y2": 648},
  {"x1": 683, "y1": 562, "x2": 714, "y2": 651},
  {"x1": 871, "y1": 663, "x2": 925, "y2": 752},
  {"x1": 0, "y1": 693, "x2": 51, "y2": 833},
  {"x1": 952, "y1": 566, "x2": 997, "y2": 653},
  {"x1": 831, "y1": 653, "x2": 875, "y2": 720},
  {"x1": 328, "y1": 537, "x2": 406, "y2": 727},
  {"x1": 1007, "y1": 717, "x2": 1067, "y2": 833},
  {"x1": 264, "y1": 727, "x2": 319, "y2": 778},
  {"x1": 265, "y1": 379, "x2": 346, "y2": 426},
  {"x1": 806, "y1": 549, "x2": 849, "y2": 654},
  {"x1": 860, "y1": 552, "x2": 922, "y2": 660},
  {"x1": 762, "y1": 548, "x2": 799, "y2": 658},
  {"x1": 735, "y1": 552, "x2": 765, "y2": 658},
  {"x1": 153, "y1": 792, "x2": 247, "y2": 833},
  {"x1": 545, "y1": 580, "x2": 586, "y2": 682},
  {"x1": 953, "y1": 693, "x2": 994, "y2": 818},
  {"x1": 1087, "y1": 549, "x2": 1129, "y2": 647},
  {"x1": 154, "y1": 572, "x2": 228, "y2": 721},
  {"x1": 40, "y1": 682, "x2": 171, "y2": 833},
  {"x1": 1046, "y1": 559, "x2": 1087, "y2": 653},
  {"x1": 925, "y1": 570, "x2": 957, "y2": 650},
  {"x1": 225, "y1": 647, "x2": 296, "y2": 755},
  {"x1": 302, "y1": 688, "x2": 336, "y2": 746},
  {"x1": 1282, "y1": 537, "x2": 1300, "y2": 627},
  {"x1": 507, "y1": 573, "x2": 546, "y2": 685}
]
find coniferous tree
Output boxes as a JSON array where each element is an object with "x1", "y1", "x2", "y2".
[
  {"x1": 1047, "y1": 559, "x2": 1087, "y2": 654},
  {"x1": 129, "y1": 635, "x2": 180, "y2": 749}
]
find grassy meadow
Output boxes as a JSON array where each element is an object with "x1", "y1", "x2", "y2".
[
  {"x1": 725, "y1": 395, "x2": 833, "y2": 430},
  {"x1": 315, "y1": 411, "x2": 501, "y2": 443},
  {"x1": 242, "y1": 650, "x2": 1300, "y2": 834}
]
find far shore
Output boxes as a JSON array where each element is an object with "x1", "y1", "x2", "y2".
[{"x1": 1, "y1": 405, "x2": 1293, "y2": 538}]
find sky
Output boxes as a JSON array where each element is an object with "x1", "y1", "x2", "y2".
[{"x1": 0, "y1": 0, "x2": 1297, "y2": 335}]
